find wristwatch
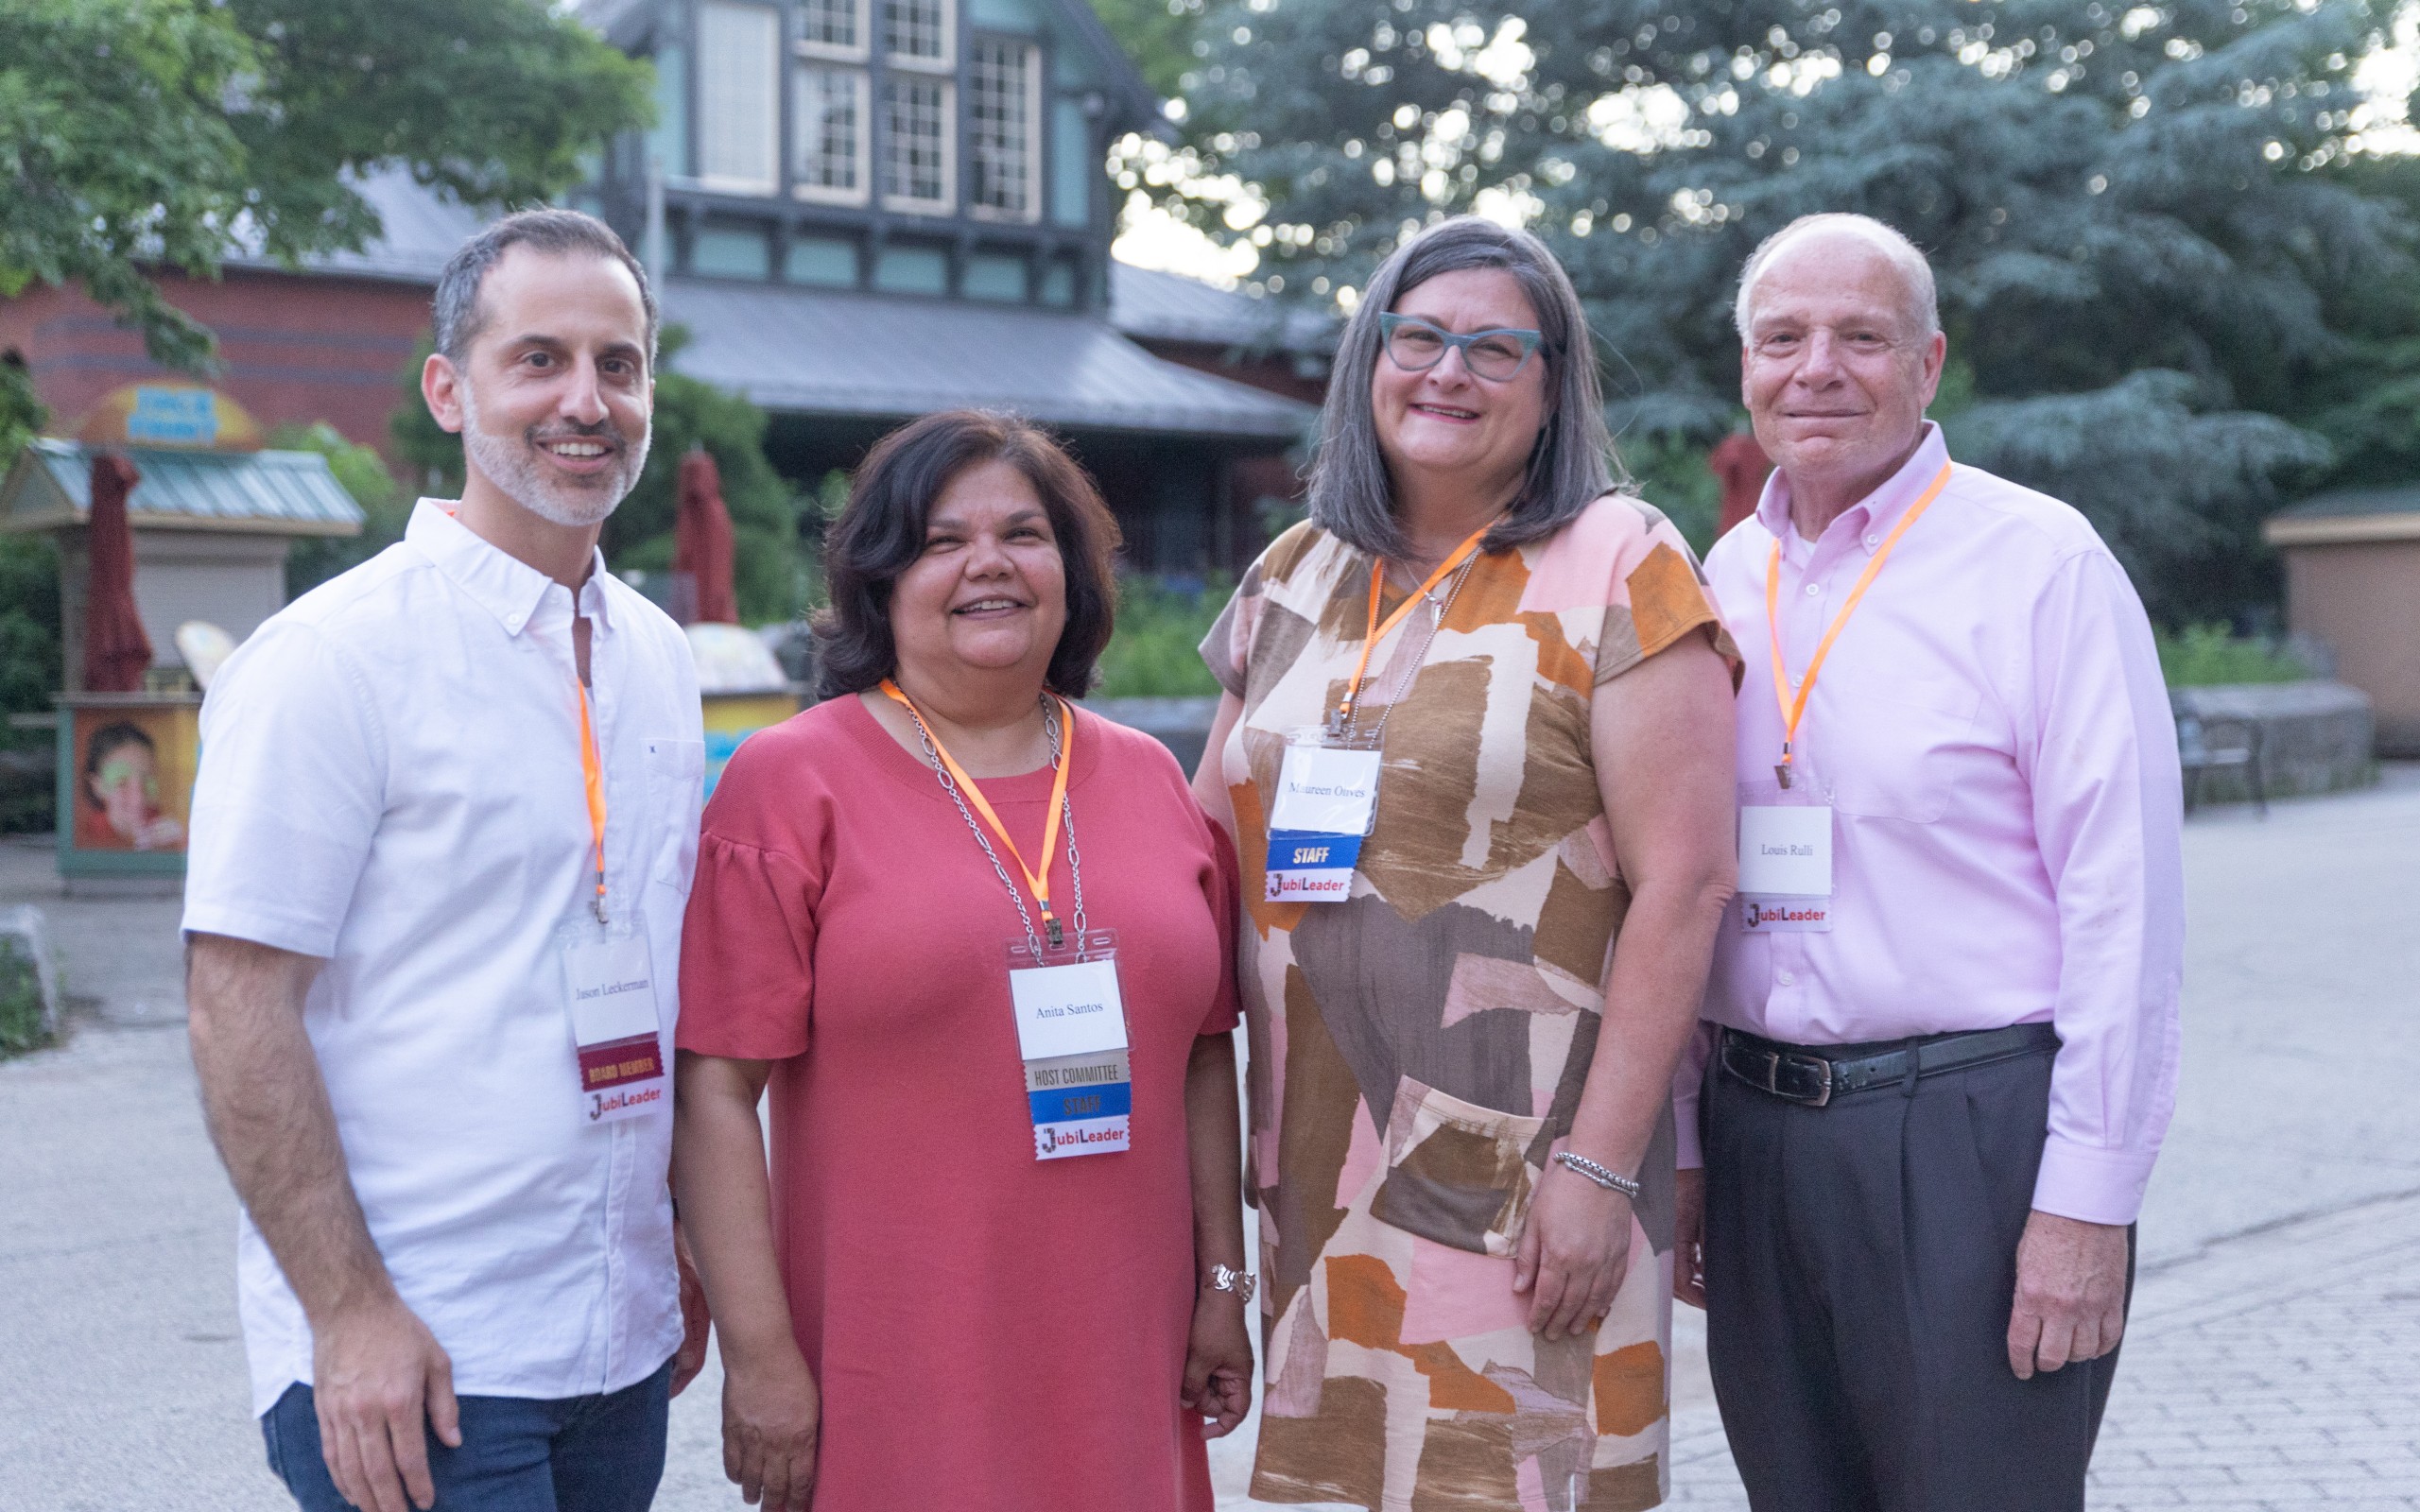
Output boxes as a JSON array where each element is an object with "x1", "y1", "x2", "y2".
[{"x1": 1204, "y1": 1263, "x2": 1256, "y2": 1305}]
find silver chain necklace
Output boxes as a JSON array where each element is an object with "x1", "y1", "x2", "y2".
[{"x1": 902, "y1": 695, "x2": 1090, "y2": 961}]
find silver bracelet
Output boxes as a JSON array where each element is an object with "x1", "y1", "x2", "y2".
[
  {"x1": 1553, "y1": 1151, "x2": 1642, "y2": 1199},
  {"x1": 1203, "y1": 1263, "x2": 1256, "y2": 1304}
]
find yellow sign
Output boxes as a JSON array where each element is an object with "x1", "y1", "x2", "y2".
[{"x1": 75, "y1": 384, "x2": 266, "y2": 453}]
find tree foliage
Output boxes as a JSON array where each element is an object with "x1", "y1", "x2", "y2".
[
  {"x1": 0, "y1": 0, "x2": 649, "y2": 374},
  {"x1": 1154, "y1": 0, "x2": 2418, "y2": 622},
  {"x1": 1089, "y1": 0, "x2": 1204, "y2": 99}
]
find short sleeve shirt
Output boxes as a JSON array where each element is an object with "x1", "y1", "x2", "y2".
[{"x1": 182, "y1": 501, "x2": 704, "y2": 1415}]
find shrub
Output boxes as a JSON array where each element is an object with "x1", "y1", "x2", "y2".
[
  {"x1": 0, "y1": 936, "x2": 49, "y2": 1058},
  {"x1": 2155, "y1": 624, "x2": 2308, "y2": 687},
  {"x1": 1094, "y1": 576, "x2": 1227, "y2": 698}
]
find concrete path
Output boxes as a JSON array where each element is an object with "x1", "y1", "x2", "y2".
[{"x1": 1, "y1": 767, "x2": 2415, "y2": 1510}]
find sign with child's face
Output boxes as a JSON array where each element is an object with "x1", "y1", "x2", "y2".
[{"x1": 72, "y1": 708, "x2": 193, "y2": 852}]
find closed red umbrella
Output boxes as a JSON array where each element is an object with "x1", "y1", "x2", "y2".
[
  {"x1": 1708, "y1": 430, "x2": 1773, "y2": 539},
  {"x1": 81, "y1": 452, "x2": 153, "y2": 693},
  {"x1": 672, "y1": 448, "x2": 738, "y2": 626}
]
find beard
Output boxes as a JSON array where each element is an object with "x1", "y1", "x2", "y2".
[{"x1": 458, "y1": 382, "x2": 650, "y2": 528}]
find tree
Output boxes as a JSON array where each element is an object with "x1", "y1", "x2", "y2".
[
  {"x1": 1088, "y1": 0, "x2": 1203, "y2": 99},
  {"x1": 1154, "y1": 0, "x2": 2417, "y2": 624},
  {"x1": 392, "y1": 330, "x2": 811, "y2": 624},
  {"x1": 0, "y1": 0, "x2": 650, "y2": 376}
]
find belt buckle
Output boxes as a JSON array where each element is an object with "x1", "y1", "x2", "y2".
[{"x1": 1737, "y1": 1040, "x2": 1833, "y2": 1108}]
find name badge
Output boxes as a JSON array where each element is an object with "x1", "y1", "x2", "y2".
[
  {"x1": 562, "y1": 929, "x2": 667, "y2": 1123},
  {"x1": 1737, "y1": 805, "x2": 1834, "y2": 934},
  {"x1": 1265, "y1": 741, "x2": 1380, "y2": 902},
  {"x1": 1007, "y1": 934, "x2": 1132, "y2": 1160}
]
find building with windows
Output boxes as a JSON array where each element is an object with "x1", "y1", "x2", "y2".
[{"x1": 0, "y1": 0, "x2": 1328, "y2": 576}]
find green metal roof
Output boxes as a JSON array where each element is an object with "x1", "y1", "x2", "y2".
[{"x1": 0, "y1": 438, "x2": 363, "y2": 537}]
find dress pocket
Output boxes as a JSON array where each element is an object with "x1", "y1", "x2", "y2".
[{"x1": 1371, "y1": 1077, "x2": 1547, "y2": 1258}]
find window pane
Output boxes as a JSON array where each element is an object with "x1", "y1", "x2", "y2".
[
  {"x1": 968, "y1": 40, "x2": 1032, "y2": 217},
  {"x1": 698, "y1": 1, "x2": 778, "y2": 189},
  {"x1": 881, "y1": 77, "x2": 949, "y2": 206},
  {"x1": 800, "y1": 0, "x2": 858, "y2": 49},
  {"x1": 881, "y1": 0, "x2": 946, "y2": 60},
  {"x1": 793, "y1": 65, "x2": 860, "y2": 193}
]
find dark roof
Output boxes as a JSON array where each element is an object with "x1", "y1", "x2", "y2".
[
  {"x1": 227, "y1": 170, "x2": 484, "y2": 285},
  {"x1": 1108, "y1": 263, "x2": 1335, "y2": 354},
  {"x1": 2274, "y1": 485, "x2": 2420, "y2": 521},
  {"x1": 659, "y1": 279, "x2": 1312, "y2": 438}
]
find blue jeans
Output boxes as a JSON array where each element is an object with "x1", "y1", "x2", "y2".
[{"x1": 262, "y1": 1360, "x2": 671, "y2": 1512}]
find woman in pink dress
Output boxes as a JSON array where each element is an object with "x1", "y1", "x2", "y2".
[{"x1": 671, "y1": 410, "x2": 1253, "y2": 1512}]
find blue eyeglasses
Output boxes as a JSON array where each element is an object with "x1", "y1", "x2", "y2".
[{"x1": 1378, "y1": 313, "x2": 1547, "y2": 382}]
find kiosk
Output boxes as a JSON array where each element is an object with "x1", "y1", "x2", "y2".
[{"x1": 0, "y1": 384, "x2": 363, "y2": 884}]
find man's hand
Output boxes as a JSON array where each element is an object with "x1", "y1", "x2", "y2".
[
  {"x1": 1673, "y1": 1166, "x2": 1707, "y2": 1310},
  {"x1": 671, "y1": 1221, "x2": 711, "y2": 1398},
  {"x1": 1514, "y1": 1161, "x2": 1637, "y2": 1341},
  {"x1": 311, "y1": 1294, "x2": 461, "y2": 1512},
  {"x1": 1181, "y1": 1286, "x2": 1254, "y2": 1438},
  {"x1": 721, "y1": 1347, "x2": 821, "y2": 1511},
  {"x1": 2007, "y1": 1211, "x2": 2130, "y2": 1380}
]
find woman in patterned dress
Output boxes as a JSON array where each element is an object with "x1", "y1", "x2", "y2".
[{"x1": 1193, "y1": 218, "x2": 1739, "y2": 1512}]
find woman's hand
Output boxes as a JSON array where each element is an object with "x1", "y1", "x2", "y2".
[
  {"x1": 1181, "y1": 1288, "x2": 1255, "y2": 1438},
  {"x1": 1512, "y1": 1161, "x2": 1636, "y2": 1341},
  {"x1": 720, "y1": 1346, "x2": 821, "y2": 1511}
]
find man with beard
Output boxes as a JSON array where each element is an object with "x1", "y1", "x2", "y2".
[{"x1": 184, "y1": 210, "x2": 708, "y2": 1512}]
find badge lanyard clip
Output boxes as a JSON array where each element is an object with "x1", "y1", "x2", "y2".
[{"x1": 1763, "y1": 463, "x2": 1952, "y2": 789}]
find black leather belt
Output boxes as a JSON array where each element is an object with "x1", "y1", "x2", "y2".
[{"x1": 1720, "y1": 1022, "x2": 2061, "y2": 1108}]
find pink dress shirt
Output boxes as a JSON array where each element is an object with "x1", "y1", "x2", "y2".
[{"x1": 1679, "y1": 423, "x2": 2185, "y2": 1226}]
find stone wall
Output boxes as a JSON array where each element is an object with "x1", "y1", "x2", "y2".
[{"x1": 2172, "y1": 680, "x2": 2376, "y2": 806}]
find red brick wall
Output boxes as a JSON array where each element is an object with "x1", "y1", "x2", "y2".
[{"x1": 0, "y1": 268, "x2": 434, "y2": 463}]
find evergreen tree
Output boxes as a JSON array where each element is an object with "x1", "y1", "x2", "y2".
[{"x1": 1159, "y1": 0, "x2": 2415, "y2": 622}]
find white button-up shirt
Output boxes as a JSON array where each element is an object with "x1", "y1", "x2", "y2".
[{"x1": 184, "y1": 501, "x2": 704, "y2": 1414}]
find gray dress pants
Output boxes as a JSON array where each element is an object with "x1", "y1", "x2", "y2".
[{"x1": 1702, "y1": 1036, "x2": 2130, "y2": 1512}]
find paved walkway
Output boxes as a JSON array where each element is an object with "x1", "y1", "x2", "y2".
[{"x1": 2, "y1": 769, "x2": 2416, "y2": 1510}]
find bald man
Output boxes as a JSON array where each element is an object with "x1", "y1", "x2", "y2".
[{"x1": 1673, "y1": 214, "x2": 2184, "y2": 1510}]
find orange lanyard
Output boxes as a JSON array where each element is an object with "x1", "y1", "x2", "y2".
[
  {"x1": 880, "y1": 679, "x2": 1076, "y2": 948},
  {"x1": 1762, "y1": 462, "x2": 1952, "y2": 789},
  {"x1": 1338, "y1": 524, "x2": 1492, "y2": 728},
  {"x1": 575, "y1": 679, "x2": 609, "y2": 922}
]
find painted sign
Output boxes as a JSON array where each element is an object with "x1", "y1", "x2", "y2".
[{"x1": 75, "y1": 384, "x2": 265, "y2": 453}]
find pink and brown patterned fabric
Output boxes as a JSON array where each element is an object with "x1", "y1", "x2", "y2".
[{"x1": 1201, "y1": 494, "x2": 1737, "y2": 1512}]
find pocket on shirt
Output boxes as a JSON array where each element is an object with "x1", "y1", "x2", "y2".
[
  {"x1": 641, "y1": 738, "x2": 704, "y2": 889},
  {"x1": 1372, "y1": 1077, "x2": 1547, "y2": 1258},
  {"x1": 1821, "y1": 677, "x2": 1981, "y2": 824}
]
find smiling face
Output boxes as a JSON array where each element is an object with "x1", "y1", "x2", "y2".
[
  {"x1": 1371, "y1": 267, "x2": 1551, "y2": 503},
  {"x1": 1741, "y1": 230, "x2": 1945, "y2": 500},
  {"x1": 429, "y1": 245, "x2": 654, "y2": 527},
  {"x1": 888, "y1": 457, "x2": 1069, "y2": 690},
  {"x1": 88, "y1": 740, "x2": 158, "y2": 839}
]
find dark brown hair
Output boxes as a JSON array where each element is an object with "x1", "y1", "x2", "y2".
[{"x1": 813, "y1": 410, "x2": 1122, "y2": 700}]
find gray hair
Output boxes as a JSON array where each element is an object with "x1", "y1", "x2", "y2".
[
  {"x1": 1733, "y1": 214, "x2": 1939, "y2": 342},
  {"x1": 432, "y1": 208, "x2": 658, "y2": 368},
  {"x1": 1309, "y1": 217, "x2": 1616, "y2": 560}
]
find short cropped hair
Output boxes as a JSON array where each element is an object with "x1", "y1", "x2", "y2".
[
  {"x1": 432, "y1": 209, "x2": 658, "y2": 367},
  {"x1": 1734, "y1": 214, "x2": 1939, "y2": 342},
  {"x1": 813, "y1": 410, "x2": 1123, "y2": 701},
  {"x1": 1309, "y1": 216, "x2": 1616, "y2": 560}
]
